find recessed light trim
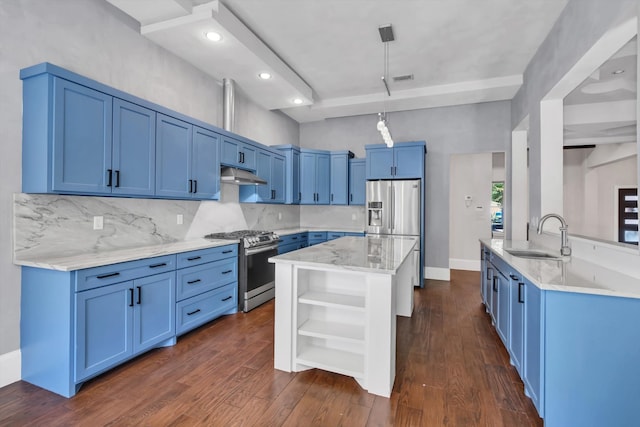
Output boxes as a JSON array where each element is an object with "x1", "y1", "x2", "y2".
[
  {"x1": 292, "y1": 98, "x2": 304, "y2": 105},
  {"x1": 258, "y1": 72, "x2": 272, "y2": 80},
  {"x1": 205, "y1": 31, "x2": 222, "y2": 42},
  {"x1": 612, "y1": 69, "x2": 625, "y2": 75}
]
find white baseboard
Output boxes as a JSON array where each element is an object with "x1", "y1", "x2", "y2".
[
  {"x1": 425, "y1": 267, "x2": 450, "y2": 281},
  {"x1": 0, "y1": 349, "x2": 21, "y2": 388},
  {"x1": 449, "y1": 258, "x2": 481, "y2": 271}
]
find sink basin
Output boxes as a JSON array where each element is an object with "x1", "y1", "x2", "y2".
[{"x1": 505, "y1": 249, "x2": 562, "y2": 260}]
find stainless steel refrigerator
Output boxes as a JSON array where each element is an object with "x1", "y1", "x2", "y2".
[
  {"x1": 366, "y1": 179, "x2": 421, "y2": 237},
  {"x1": 366, "y1": 179, "x2": 422, "y2": 286}
]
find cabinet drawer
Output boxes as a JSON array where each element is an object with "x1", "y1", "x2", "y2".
[
  {"x1": 278, "y1": 242, "x2": 299, "y2": 255},
  {"x1": 176, "y1": 244, "x2": 237, "y2": 269},
  {"x1": 308, "y1": 232, "x2": 327, "y2": 239},
  {"x1": 327, "y1": 232, "x2": 344, "y2": 240},
  {"x1": 278, "y1": 233, "x2": 304, "y2": 246},
  {"x1": 176, "y1": 258, "x2": 237, "y2": 301},
  {"x1": 176, "y1": 283, "x2": 237, "y2": 335},
  {"x1": 75, "y1": 254, "x2": 175, "y2": 291}
]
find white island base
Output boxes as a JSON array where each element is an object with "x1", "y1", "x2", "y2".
[{"x1": 271, "y1": 236, "x2": 417, "y2": 397}]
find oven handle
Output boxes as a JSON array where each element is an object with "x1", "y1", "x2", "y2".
[{"x1": 245, "y1": 243, "x2": 279, "y2": 256}]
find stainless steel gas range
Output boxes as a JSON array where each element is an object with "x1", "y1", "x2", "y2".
[{"x1": 205, "y1": 230, "x2": 279, "y2": 312}]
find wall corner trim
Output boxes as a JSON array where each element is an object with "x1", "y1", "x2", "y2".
[
  {"x1": 0, "y1": 349, "x2": 21, "y2": 388},
  {"x1": 449, "y1": 258, "x2": 481, "y2": 271},
  {"x1": 425, "y1": 267, "x2": 451, "y2": 281}
]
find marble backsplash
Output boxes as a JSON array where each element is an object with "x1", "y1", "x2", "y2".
[
  {"x1": 14, "y1": 184, "x2": 363, "y2": 260},
  {"x1": 14, "y1": 184, "x2": 302, "y2": 260},
  {"x1": 14, "y1": 193, "x2": 201, "y2": 259},
  {"x1": 300, "y1": 205, "x2": 366, "y2": 230}
]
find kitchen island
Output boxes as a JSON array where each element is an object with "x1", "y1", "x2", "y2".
[{"x1": 269, "y1": 235, "x2": 418, "y2": 397}]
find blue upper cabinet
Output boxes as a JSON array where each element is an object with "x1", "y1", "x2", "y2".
[
  {"x1": 156, "y1": 115, "x2": 220, "y2": 200},
  {"x1": 22, "y1": 74, "x2": 161, "y2": 197},
  {"x1": 112, "y1": 99, "x2": 156, "y2": 196},
  {"x1": 273, "y1": 145, "x2": 301, "y2": 204},
  {"x1": 300, "y1": 149, "x2": 331, "y2": 204},
  {"x1": 349, "y1": 159, "x2": 366, "y2": 205},
  {"x1": 156, "y1": 114, "x2": 193, "y2": 199},
  {"x1": 330, "y1": 151, "x2": 352, "y2": 205},
  {"x1": 192, "y1": 127, "x2": 220, "y2": 200},
  {"x1": 365, "y1": 141, "x2": 426, "y2": 180},
  {"x1": 239, "y1": 149, "x2": 285, "y2": 204},
  {"x1": 52, "y1": 79, "x2": 113, "y2": 194},
  {"x1": 220, "y1": 136, "x2": 257, "y2": 171}
]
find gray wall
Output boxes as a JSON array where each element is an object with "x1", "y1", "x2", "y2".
[
  {"x1": 511, "y1": 0, "x2": 637, "y2": 218},
  {"x1": 301, "y1": 101, "x2": 511, "y2": 270},
  {"x1": 0, "y1": 0, "x2": 299, "y2": 358}
]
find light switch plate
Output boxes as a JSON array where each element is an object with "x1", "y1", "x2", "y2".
[
  {"x1": 177, "y1": 214, "x2": 183, "y2": 225},
  {"x1": 93, "y1": 216, "x2": 103, "y2": 230}
]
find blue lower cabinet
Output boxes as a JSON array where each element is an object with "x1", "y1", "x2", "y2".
[
  {"x1": 327, "y1": 232, "x2": 344, "y2": 241},
  {"x1": 176, "y1": 283, "x2": 236, "y2": 335},
  {"x1": 20, "y1": 244, "x2": 238, "y2": 398},
  {"x1": 344, "y1": 232, "x2": 365, "y2": 237},
  {"x1": 308, "y1": 231, "x2": 327, "y2": 246}
]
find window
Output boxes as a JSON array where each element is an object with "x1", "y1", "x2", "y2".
[{"x1": 491, "y1": 181, "x2": 504, "y2": 232}]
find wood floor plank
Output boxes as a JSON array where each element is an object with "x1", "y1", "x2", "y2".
[{"x1": 0, "y1": 269, "x2": 543, "y2": 427}]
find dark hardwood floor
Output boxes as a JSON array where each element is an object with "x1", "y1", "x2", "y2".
[{"x1": 0, "y1": 270, "x2": 542, "y2": 426}]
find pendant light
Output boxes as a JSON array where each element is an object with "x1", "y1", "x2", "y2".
[{"x1": 377, "y1": 24, "x2": 394, "y2": 147}]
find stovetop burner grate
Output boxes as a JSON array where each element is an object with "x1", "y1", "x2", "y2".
[{"x1": 204, "y1": 230, "x2": 272, "y2": 239}]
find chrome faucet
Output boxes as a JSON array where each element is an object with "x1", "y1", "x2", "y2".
[{"x1": 537, "y1": 213, "x2": 571, "y2": 256}]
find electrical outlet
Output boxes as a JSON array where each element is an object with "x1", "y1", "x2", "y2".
[
  {"x1": 93, "y1": 216, "x2": 103, "y2": 230},
  {"x1": 351, "y1": 214, "x2": 357, "y2": 221},
  {"x1": 278, "y1": 212, "x2": 282, "y2": 221},
  {"x1": 177, "y1": 214, "x2": 183, "y2": 225}
]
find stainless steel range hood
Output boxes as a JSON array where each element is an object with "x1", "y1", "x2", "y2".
[{"x1": 220, "y1": 167, "x2": 267, "y2": 185}]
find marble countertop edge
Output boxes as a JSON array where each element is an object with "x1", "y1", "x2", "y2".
[
  {"x1": 14, "y1": 238, "x2": 238, "y2": 272},
  {"x1": 480, "y1": 238, "x2": 640, "y2": 299}
]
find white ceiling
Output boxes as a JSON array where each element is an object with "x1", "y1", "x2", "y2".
[
  {"x1": 564, "y1": 37, "x2": 637, "y2": 147},
  {"x1": 106, "y1": 0, "x2": 571, "y2": 123}
]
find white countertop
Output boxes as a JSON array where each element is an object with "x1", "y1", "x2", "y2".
[
  {"x1": 274, "y1": 227, "x2": 365, "y2": 236},
  {"x1": 481, "y1": 239, "x2": 640, "y2": 299},
  {"x1": 269, "y1": 235, "x2": 417, "y2": 274},
  {"x1": 14, "y1": 238, "x2": 237, "y2": 272}
]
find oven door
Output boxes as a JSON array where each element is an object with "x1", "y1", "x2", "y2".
[{"x1": 244, "y1": 244, "x2": 278, "y2": 308}]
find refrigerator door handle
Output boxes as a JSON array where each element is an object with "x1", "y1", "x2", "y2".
[{"x1": 390, "y1": 185, "x2": 395, "y2": 231}]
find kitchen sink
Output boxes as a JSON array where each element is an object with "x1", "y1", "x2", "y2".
[{"x1": 504, "y1": 249, "x2": 562, "y2": 260}]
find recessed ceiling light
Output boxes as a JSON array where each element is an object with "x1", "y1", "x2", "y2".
[
  {"x1": 612, "y1": 69, "x2": 625, "y2": 75},
  {"x1": 205, "y1": 31, "x2": 222, "y2": 42},
  {"x1": 258, "y1": 72, "x2": 272, "y2": 80},
  {"x1": 292, "y1": 98, "x2": 303, "y2": 105}
]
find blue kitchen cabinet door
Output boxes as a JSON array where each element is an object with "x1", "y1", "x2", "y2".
[
  {"x1": 220, "y1": 137, "x2": 257, "y2": 170},
  {"x1": 509, "y1": 273, "x2": 525, "y2": 376},
  {"x1": 271, "y1": 153, "x2": 286, "y2": 203},
  {"x1": 272, "y1": 145, "x2": 300, "y2": 204},
  {"x1": 256, "y1": 150, "x2": 272, "y2": 201},
  {"x1": 156, "y1": 114, "x2": 192, "y2": 198},
  {"x1": 316, "y1": 153, "x2": 331, "y2": 204},
  {"x1": 366, "y1": 147, "x2": 394, "y2": 179},
  {"x1": 349, "y1": 159, "x2": 366, "y2": 205},
  {"x1": 191, "y1": 126, "x2": 220, "y2": 200},
  {"x1": 133, "y1": 272, "x2": 175, "y2": 352},
  {"x1": 300, "y1": 151, "x2": 317, "y2": 204},
  {"x1": 393, "y1": 145, "x2": 424, "y2": 179},
  {"x1": 291, "y1": 150, "x2": 301, "y2": 203},
  {"x1": 523, "y1": 280, "x2": 544, "y2": 417},
  {"x1": 52, "y1": 78, "x2": 113, "y2": 194},
  {"x1": 112, "y1": 99, "x2": 156, "y2": 196},
  {"x1": 75, "y1": 281, "x2": 133, "y2": 382},
  {"x1": 330, "y1": 153, "x2": 349, "y2": 205},
  {"x1": 496, "y1": 270, "x2": 510, "y2": 347}
]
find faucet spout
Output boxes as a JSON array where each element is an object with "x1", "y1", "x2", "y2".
[{"x1": 537, "y1": 213, "x2": 571, "y2": 256}]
